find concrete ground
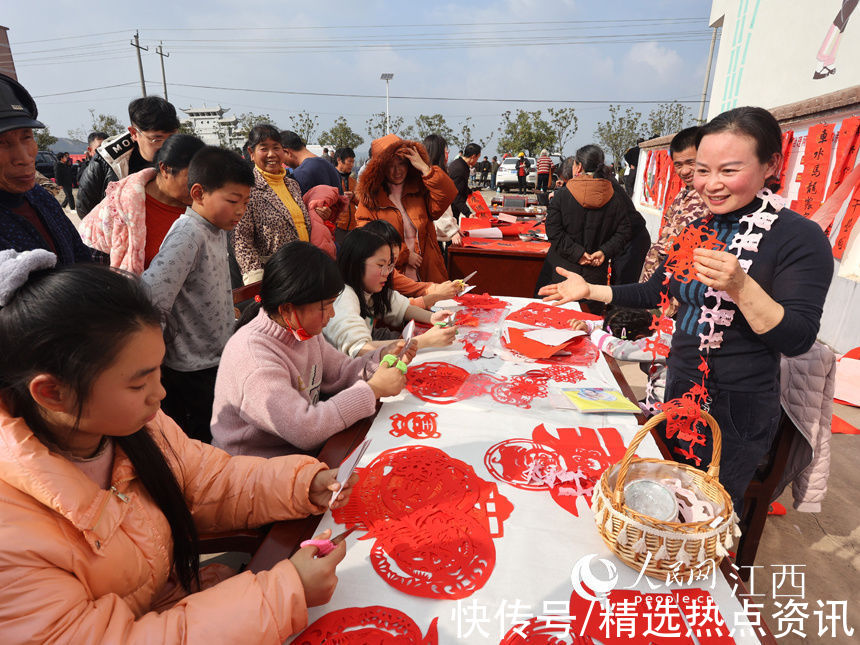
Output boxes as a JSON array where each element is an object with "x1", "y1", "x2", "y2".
[{"x1": 619, "y1": 361, "x2": 860, "y2": 644}]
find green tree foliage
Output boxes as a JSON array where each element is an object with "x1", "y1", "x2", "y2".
[
  {"x1": 68, "y1": 109, "x2": 125, "y2": 141},
  {"x1": 496, "y1": 110, "x2": 556, "y2": 157},
  {"x1": 450, "y1": 116, "x2": 493, "y2": 153},
  {"x1": 319, "y1": 117, "x2": 365, "y2": 150},
  {"x1": 644, "y1": 102, "x2": 693, "y2": 139},
  {"x1": 366, "y1": 111, "x2": 408, "y2": 140},
  {"x1": 233, "y1": 112, "x2": 276, "y2": 138},
  {"x1": 35, "y1": 127, "x2": 58, "y2": 150},
  {"x1": 412, "y1": 113, "x2": 454, "y2": 142},
  {"x1": 594, "y1": 104, "x2": 643, "y2": 168},
  {"x1": 289, "y1": 110, "x2": 319, "y2": 144},
  {"x1": 546, "y1": 107, "x2": 578, "y2": 156},
  {"x1": 178, "y1": 121, "x2": 197, "y2": 135}
]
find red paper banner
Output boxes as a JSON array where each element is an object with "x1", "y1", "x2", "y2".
[
  {"x1": 833, "y1": 180, "x2": 860, "y2": 259},
  {"x1": 777, "y1": 129, "x2": 794, "y2": 194},
  {"x1": 791, "y1": 124, "x2": 835, "y2": 218},
  {"x1": 826, "y1": 116, "x2": 860, "y2": 199}
]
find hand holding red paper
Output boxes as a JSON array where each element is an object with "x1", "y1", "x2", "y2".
[
  {"x1": 693, "y1": 248, "x2": 747, "y2": 296},
  {"x1": 538, "y1": 267, "x2": 590, "y2": 304},
  {"x1": 290, "y1": 528, "x2": 346, "y2": 607},
  {"x1": 309, "y1": 468, "x2": 360, "y2": 510}
]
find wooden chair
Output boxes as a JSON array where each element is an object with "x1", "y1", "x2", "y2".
[
  {"x1": 734, "y1": 409, "x2": 797, "y2": 580},
  {"x1": 231, "y1": 281, "x2": 262, "y2": 319}
]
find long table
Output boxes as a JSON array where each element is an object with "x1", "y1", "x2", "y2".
[{"x1": 249, "y1": 297, "x2": 772, "y2": 644}]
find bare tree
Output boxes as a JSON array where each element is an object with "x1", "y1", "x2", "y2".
[{"x1": 593, "y1": 104, "x2": 643, "y2": 168}]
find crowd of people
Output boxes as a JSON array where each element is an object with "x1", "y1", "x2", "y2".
[{"x1": 0, "y1": 67, "x2": 834, "y2": 642}]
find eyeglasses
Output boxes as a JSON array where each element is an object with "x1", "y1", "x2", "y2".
[
  {"x1": 132, "y1": 125, "x2": 173, "y2": 145},
  {"x1": 367, "y1": 261, "x2": 395, "y2": 275}
]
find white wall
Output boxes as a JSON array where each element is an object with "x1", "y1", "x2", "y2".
[{"x1": 708, "y1": 0, "x2": 860, "y2": 119}]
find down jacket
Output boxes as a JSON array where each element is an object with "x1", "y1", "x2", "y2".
[
  {"x1": 355, "y1": 134, "x2": 457, "y2": 284},
  {"x1": 78, "y1": 168, "x2": 158, "y2": 274},
  {"x1": 774, "y1": 341, "x2": 835, "y2": 512},
  {"x1": 539, "y1": 175, "x2": 634, "y2": 290},
  {"x1": 0, "y1": 406, "x2": 329, "y2": 644}
]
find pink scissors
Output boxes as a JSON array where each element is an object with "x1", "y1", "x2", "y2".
[{"x1": 300, "y1": 526, "x2": 356, "y2": 556}]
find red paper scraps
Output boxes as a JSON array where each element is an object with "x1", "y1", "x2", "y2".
[
  {"x1": 332, "y1": 445, "x2": 513, "y2": 599},
  {"x1": 455, "y1": 292, "x2": 508, "y2": 309},
  {"x1": 506, "y1": 302, "x2": 602, "y2": 328},
  {"x1": 389, "y1": 411, "x2": 440, "y2": 439},
  {"x1": 791, "y1": 123, "x2": 835, "y2": 218},
  {"x1": 463, "y1": 340, "x2": 485, "y2": 360},
  {"x1": 453, "y1": 311, "x2": 480, "y2": 326},
  {"x1": 832, "y1": 180, "x2": 860, "y2": 259},
  {"x1": 459, "y1": 305, "x2": 507, "y2": 325},
  {"x1": 536, "y1": 336, "x2": 600, "y2": 367},
  {"x1": 826, "y1": 117, "x2": 860, "y2": 199},
  {"x1": 484, "y1": 424, "x2": 626, "y2": 517},
  {"x1": 459, "y1": 330, "x2": 493, "y2": 345},
  {"x1": 664, "y1": 224, "x2": 726, "y2": 284},
  {"x1": 294, "y1": 606, "x2": 438, "y2": 645},
  {"x1": 503, "y1": 326, "x2": 578, "y2": 359},
  {"x1": 833, "y1": 414, "x2": 860, "y2": 434}
]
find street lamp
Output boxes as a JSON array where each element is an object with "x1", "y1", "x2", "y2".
[{"x1": 380, "y1": 73, "x2": 394, "y2": 134}]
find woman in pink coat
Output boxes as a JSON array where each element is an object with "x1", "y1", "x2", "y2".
[
  {"x1": 79, "y1": 134, "x2": 204, "y2": 273},
  {"x1": 0, "y1": 254, "x2": 356, "y2": 644}
]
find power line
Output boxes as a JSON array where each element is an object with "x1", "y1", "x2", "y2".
[
  {"x1": 32, "y1": 82, "x2": 139, "y2": 98},
  {"x1": 169, "y1": 82, "x2": 703, "y2": 105}
]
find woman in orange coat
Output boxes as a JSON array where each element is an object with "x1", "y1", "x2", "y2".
[
  {"x1": 0, "y1": 256, "x2": 356, "y2": 644},
  {"x1": 355, "y1": 134, "x2": 457, "y2": 283}
]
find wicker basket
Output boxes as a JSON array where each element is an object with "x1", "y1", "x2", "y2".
[{"x1": 591, "y1": 410, "x2": 740, "y2": 580}]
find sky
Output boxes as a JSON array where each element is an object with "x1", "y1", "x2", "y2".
[{"x1": 6, "y1": 0, "x2": 718, "y2": 159}]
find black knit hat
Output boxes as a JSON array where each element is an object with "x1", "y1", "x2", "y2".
[{"x1": 0, "y1": 73, "x2": 45, "y2": 134}]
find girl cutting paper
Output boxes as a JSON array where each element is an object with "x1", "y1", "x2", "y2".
[
  {"x1": 324, "y1": 227, "x2": 457, "y2": 357},
  {"x1": 541, "y1": 107, "x2": 833, "y2": 513},
  {"x1": 0, "y1": 251, "x2": 357, "y2": 644},
  {"x1": 211, "y1": 241, "x2": 416, "y2": 457}
]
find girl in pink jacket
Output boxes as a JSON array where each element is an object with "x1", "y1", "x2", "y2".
[
  {"x1": 211, "y1": 241, "x2": 414, "y2": 457},
  {"x1": 0, "y1": 253, "x2": 356, "y2": 644}
]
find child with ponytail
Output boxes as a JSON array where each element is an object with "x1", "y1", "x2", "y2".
[{"x1": 0, "y1": 250, "x2": 355, "y2": 644}]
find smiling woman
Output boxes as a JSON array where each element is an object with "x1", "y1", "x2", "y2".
[
  {"x1": 232, "y1": 123, "x2": 314, "y2": 284},
  {"x1": 0, "y1": 73, "x2": 95, "y2": 264}
]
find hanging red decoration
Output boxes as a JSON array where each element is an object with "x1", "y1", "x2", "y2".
[
  {"x1": 293, "y1": 605, "x2": 438, "y2": 645},
  {"x1": 791, "y1": 123, "x2": 835, "y2": 218},
  {"x1": 332, "y1": 445, "x2": 513, "y2": 599},
  {"x1": 389, "y1": 411, "x2": 440, "y2": 439}
]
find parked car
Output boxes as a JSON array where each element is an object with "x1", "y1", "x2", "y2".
[
  {"x1": 35, "y1": 150, "x2": 59, "y2": 179},
  {"x1": 495, "y1": 157, "x2": 536, "y2": 192}
]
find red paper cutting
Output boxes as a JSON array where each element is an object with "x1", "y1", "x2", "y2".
[
  {"x1": 503, "y1": 326, "x2": 580, "y2": 359},
  {"x1": 664, "y1": 224, "x2": 726, "y2": 284},
  {"x1": 536, "y1": 364, "x2": 586, "y2": 383},
  {"x1": 462, "y1": 340, "x2": 485, "y2": 360},
  {"x1": 506, "y1": 302, "x2": 602, "y2": 328},
  {"x1": 460, "y1": 305, "x2": 508, "y2": 325},
  {"x1": 389, "y1": 411, "x2": 440, "y2": 439},
  {"x1": 453, "y1": 311, "x2": 480, "y2": 327},
  {"x1": 332, "y1": 446, "x2": 513, "y2": 599},
  {"x1": 459, "y1": 330, "x2": 493, "y2": 345},
  {"x1": 455, "y1": 292, "x2": 507, "y2": 309},
  {"x1": 406, "y1": 362, "x2": 470, "y2": 404},
  {"x1": 294, "y1": 606, "x2": 438, "y2": 645},
  {"x1": 490, "y1": 374, "x2": 548, "y2": 408},
  {"x1": 536, "y1": 336, "x2": 600, "y2": 367},
  {"x1": 484, "y1": 438, "x2": 563, "y2": 491}
]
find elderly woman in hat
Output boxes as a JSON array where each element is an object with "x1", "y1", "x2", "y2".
[
  {"x1": 355, "y1": 134, "x2": 457, "y2": 283},
  {"x1": 0, "y1": 73, "x2": 94, "y2": 264}
]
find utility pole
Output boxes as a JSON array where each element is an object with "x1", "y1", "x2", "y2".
[
  {"x1": 155, "y1": 41, "x2": 169, "y2": 101},
  {"x1": 698, "y1": 26, "x2": 718, "y2": 124},
  {"x1": 130, "y1": 30, "x2": 148, "y2": 97}
]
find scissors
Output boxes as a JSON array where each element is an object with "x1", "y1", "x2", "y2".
[
  {"x1": 433, "y1": 311, "x2": 454, "y2": 328},
  {"x1": 300, "y1": 526, "x2": 356, "y2": 556},
  {"x1": 380, "y1": 320, "x2": 414, "y2": 374},
  {"x1": 455, "y1": 270, "x2": 477, "y2": 290}
]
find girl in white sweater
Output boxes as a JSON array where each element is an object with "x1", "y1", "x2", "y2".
[{"x1": 324, "y1": 227, "x2": 457, "y2": 357}]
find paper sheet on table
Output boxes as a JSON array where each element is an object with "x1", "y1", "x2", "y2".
[
  {"x1": 523, "y1": 328, "x2": 586, "y2": 346},
  {"x1": 496, "y1": 213, "x2": 518, "y2": 223},
  {"x1": 466, "y1": 227, "x2": 503, "y2": 239},
  {"x1": 834, "y1": 357, "x2": 860, "y2": 407},
  {"x1": 503, "y1": 326, "x2": 580, "y2": 359},
  {"x1": 432, "y1": 298, "x2": 459, "y2": 309}
]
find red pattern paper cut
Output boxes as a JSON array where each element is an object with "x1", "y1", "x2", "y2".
[
  {"x1": 455, "y1": 292, "x2": 507, "y2": 309},
  {"x1": 459, "y1": 329, "x2": 493, "y2": 345},
  {"x1": 389, "y1": 411, "x2": 439, "y2": 439},
  {"x1": 483, "y1": 424, "x2": 626, "y2": 517},
  {"x1": 777, "y1": 130, "x2": 794, "y2": 193},
  {"x1": 826, "y1": 117, "x2": 860, "y2": 199},
  {"x1": 536, "y1": 364, "x2": 586, "y2": 383},
  {"x1": 294, "y1": 606, "x2": 438, "y2": 645},
  {"x1": 505, "y1": 302, "x2": 601, "y2": 328},
  {"x1": 490, "y1": 374, "x2": 548, "y2": 409},
  {"x1": 453, "y1": 311, "x2": 480, "y2": 326},
  {"x1": 406, "y1": 362, "x2": 469, "y2": 404},
  {"x1": 460, "y1": 305, "x2": 508, "y2": 325},
  {"x1": 332, "y1": 445, "x2": 513, "y2": 599},
  {"x1": 664, "y1": 224, "x2": 726, "y2": 284},
  {"x1": 791, "y1": 123, "x2": 835, "y2": 218}
]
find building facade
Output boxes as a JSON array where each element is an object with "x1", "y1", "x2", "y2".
[{"x1": 181, "y1": 105, "x2": 245, "y2": 149}]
